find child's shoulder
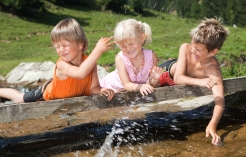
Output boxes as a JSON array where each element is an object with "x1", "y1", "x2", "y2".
[
  {"x1": 180, "y1": 43, "x2": 192, "y2": 49},
  {"x1": 204, "y1": 57, "x2": 222, "y2": 76},
  {"x1": 179, "y1": 43, "x2": 192, "y2": 56}
]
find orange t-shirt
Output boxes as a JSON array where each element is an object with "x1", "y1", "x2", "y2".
[{"x1": 43, "y1": 55, "x2": 93, "y2": 100}]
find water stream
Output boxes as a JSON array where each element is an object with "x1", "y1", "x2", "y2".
[
  {"x1": 0, "y1": 84, "x2": 245, "y2": 157},
  {"x1": 0, "y1": 98, "x2": 245, "y2": 156}
]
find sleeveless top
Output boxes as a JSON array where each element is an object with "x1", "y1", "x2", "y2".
[
  {"x1": 43, "y1": 55, "x2": 93, "y2": 100},
  {"x1": 99, "y1": 49, "x2": 153, "y2": 92}
]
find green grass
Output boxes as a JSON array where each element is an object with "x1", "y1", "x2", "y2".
[{"x1": 0, "y1": 1, "x2": 246, "y2": 78}]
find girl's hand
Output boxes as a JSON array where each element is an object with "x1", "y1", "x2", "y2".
[
  {"x1": 149, "y1": 66, "x2": 163, "y2": 86},
  {"x1": 101, "y1": 88, "x2": 115, "y2": 101},
  {"x1": 149, "y1": 66, "x2": 163, "y2": 80},
  {"x1": 140, "y1": 84, "x2": 154, "y2": 96}
]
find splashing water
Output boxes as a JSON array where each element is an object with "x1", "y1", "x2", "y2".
[{"x1": 95, "y1": 121, "x2": 125, "y2": 157}]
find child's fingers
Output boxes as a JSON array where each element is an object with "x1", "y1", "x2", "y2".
[
  {"x1": 108, "y1": 90, "x2": 115, "y2": 101},
  {"x1": 142, "y1": 88, "x2": 153, "y2": 96},
  {"x1": 102, "y1": 90, "x2": 114, "y2": 101}
]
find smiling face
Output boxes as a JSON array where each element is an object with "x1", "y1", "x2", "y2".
[
  {"x1": 190, "y1": 40, "x2": 210, "y2": 62},
  {"x1": 53, "y1": 39, "x2": 83, "y2": 63},
  {"x1": 117, "y1": 34, "x2": 145, "y2": 59}
]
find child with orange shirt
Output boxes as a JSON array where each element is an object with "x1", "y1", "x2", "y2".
[{"x1": 0, "y1": 18, "x2": 115, "y2": 103}]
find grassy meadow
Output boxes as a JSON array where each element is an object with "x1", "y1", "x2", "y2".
[{"x1": 0, "y1": 1, "x2": 246, "y2": 78}]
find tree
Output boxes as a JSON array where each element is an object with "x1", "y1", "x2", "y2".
[
  {"x1": 190, "y1": 0, "x2": 201, "y2": 19},
  {"x1": 0, "y1": 0, "x2": 44, "y2": 14}
]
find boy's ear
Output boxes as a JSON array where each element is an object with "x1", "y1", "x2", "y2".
[
  {"x1": 79, "y1": 43, "x2": 84, "y2": 50},
  {"x1": 210, "y1": 48, "x2": 219, "y2": 56}
]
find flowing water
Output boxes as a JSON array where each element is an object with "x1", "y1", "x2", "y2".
[
  {"x1": 0, "y1": 84, "x2": 246, "y2": 157},
  {"x1": 0, "y1": 99, "x2": 246, "y2": 156},
  {"x1": 53, "y1": 104, "x2": 246, "y2": 157}
]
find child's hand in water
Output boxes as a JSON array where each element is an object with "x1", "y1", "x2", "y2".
[
  {"x1": 206, "y1": 123, "x2": 224, "y2": 146},
  {"x1": 94, "y1": 37, "x2": 115, "y2": 54},
  {"x1": 140, "y1": 84, "x2": 154, "y2": 96},
  {"x1": 101, "y1": 88, "x2": 115, "y2": 101}
]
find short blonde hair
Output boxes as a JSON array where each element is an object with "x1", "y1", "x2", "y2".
[
  {"x1": 114, "y1": 19, "x2": 152, "y2": 46},
  {"x1": 50, "y1": 18, "x2": 88, "y2": 53},
  {"x1": 190, "y1": 17, "x2": 229, "y2": 52}
]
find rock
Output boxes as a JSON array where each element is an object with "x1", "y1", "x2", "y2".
[
  {"x1": 5, "y1": 62, "x2": 109, "y2": 85},
  {"x1": 0, "y1": 75, "x2": 5, "y2": 81},
  {"x1": 6, "y1": 62, "x2": 55, "y2": 84},
  {"x1": 97, "y1": 65, "x2": 109, "y2": 79}
]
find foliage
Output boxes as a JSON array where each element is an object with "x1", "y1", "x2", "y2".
[
  {"x1": 129, "y1": 0, "x2": 144, "y2": 13},
  {"x1": 106, "y1": 0, "x2": 127, "y2": 13},
  {"x1": 0, "y1": 1, "x2": 245, "y2": 78},
  {"x1": 176, "y1": 0, "x2": 246, "y2": 27},
  {"x1": 0, "y1": 0, "x2": 44, "y2": 14}
]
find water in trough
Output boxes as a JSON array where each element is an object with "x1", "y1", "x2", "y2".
[{"x1": 0, "y1": 85, "x2": 246, "y2": 157}]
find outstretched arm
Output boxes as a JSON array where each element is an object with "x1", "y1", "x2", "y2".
[
  {"x1": 206, "y1": 77, "x2": 224, "y2": 146},
  {"x1": 58, "y1": 37, "x2": 115, "y2": 79}
]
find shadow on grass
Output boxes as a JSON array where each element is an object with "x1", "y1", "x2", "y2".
[
  {"x1": 0, "y1": 2, "x2": 92, "y2": 27},
  {"x1": 19, "y1": 10, "x2": 90, "y2": 27}
]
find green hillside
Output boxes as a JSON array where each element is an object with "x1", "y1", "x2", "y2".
[{"x1": 0, "y1": 2, "x2": 245, "y2": 78}]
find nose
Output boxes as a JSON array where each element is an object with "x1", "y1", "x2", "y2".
[
  {"x1": 58, "y1": 46, "x2": 65, "y2": 51},
  {"x1": 191, "y1": 47, "x2": 196, "y2": 54},
  {"x1": 126, "y1": 46, "x2": 134, "y2": 51}
]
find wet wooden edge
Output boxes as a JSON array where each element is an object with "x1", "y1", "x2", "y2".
[{"x1": 0, "y1": 76, "x2": 245, "y2": 123}]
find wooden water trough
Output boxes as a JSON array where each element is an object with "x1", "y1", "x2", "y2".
[
  {"x1": 0, "y1": 76, "x2": 245, "y2": 156},
  {"x1": 0, "y1": 76, "x2": 245, "y2": 123}
]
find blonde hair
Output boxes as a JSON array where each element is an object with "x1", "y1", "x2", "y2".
[
  {"x1": 190, "y1": 17, "x2": 229, "y2": 52},
  {"x1": 50, "y1": 18, "x2": 88, "y2": 53},
  {"x1": 114, "y1": 19, "x2": 152, "y2": 46}
]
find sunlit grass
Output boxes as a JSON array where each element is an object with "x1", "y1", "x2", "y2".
[{"x1": 0, "y1": 2, "x2": 245, "y2": 77}]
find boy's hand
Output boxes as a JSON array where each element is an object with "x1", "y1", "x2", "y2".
[
  {"x1": 101, "y1": 88, "x2": 115, "y2": 101},
  {"x1": 206, "y1": 123, "x2": 224, "y2": 146},
  {"x1": 94, "y1": 37, "x2": 115, "y2": 54},
  {"x1": 202, "y1": 77, "x2": 218, "y2": 89},
  {"x1": 140, "y1": 84, "x2": 154, "y2": 96}
]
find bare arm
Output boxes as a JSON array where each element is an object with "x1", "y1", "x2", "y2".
[
  {"x1": 116, "y1": 54, "x2": 154, "y2": 96},
  {"x1": 174, "y1": 43, "x2": 217, "y2": 88},
  {"x1": 90, "y1": 66, "x2": 115, "y2": 101},
  {"x1": 115, "y1": 54, "x2": 137, "y2": 91},
  {"x1": 173, "y1": 43, "x2": 200, "y2": 85},
  {"x1": 205, "y1": 75, "x2": 224, "y2": 145},
  {"x1": 58, "y1": 37, "x2": 115, "y2": 79},
  {"x1": 209, "y1": 81, "x2": 224, "y2": 128}
]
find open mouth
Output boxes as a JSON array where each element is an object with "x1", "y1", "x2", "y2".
[
  {"x1": 194, "y1": 54, "x2": 199, "y2": 60},
  {"x1": 61, "y1": 53, "x2": 69, "y2": 57},
  {"x1": 128, "y1": 50, "x2": 136, "y2": 55}
]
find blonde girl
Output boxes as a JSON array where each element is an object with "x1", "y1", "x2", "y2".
[{"x1": 100, "y1": 19, "x2": 158, "y2": 96}]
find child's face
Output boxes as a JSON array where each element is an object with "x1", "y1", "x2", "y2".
[
  {"x1": 53, "y1": 39, "x2": 82, "y2": 62},
  {"x1": 117, "y1": 39, "x2": 143, "y2": 59},
  {"x1": 191, "y1": 40, "x2": 210, "y2": 62}
]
